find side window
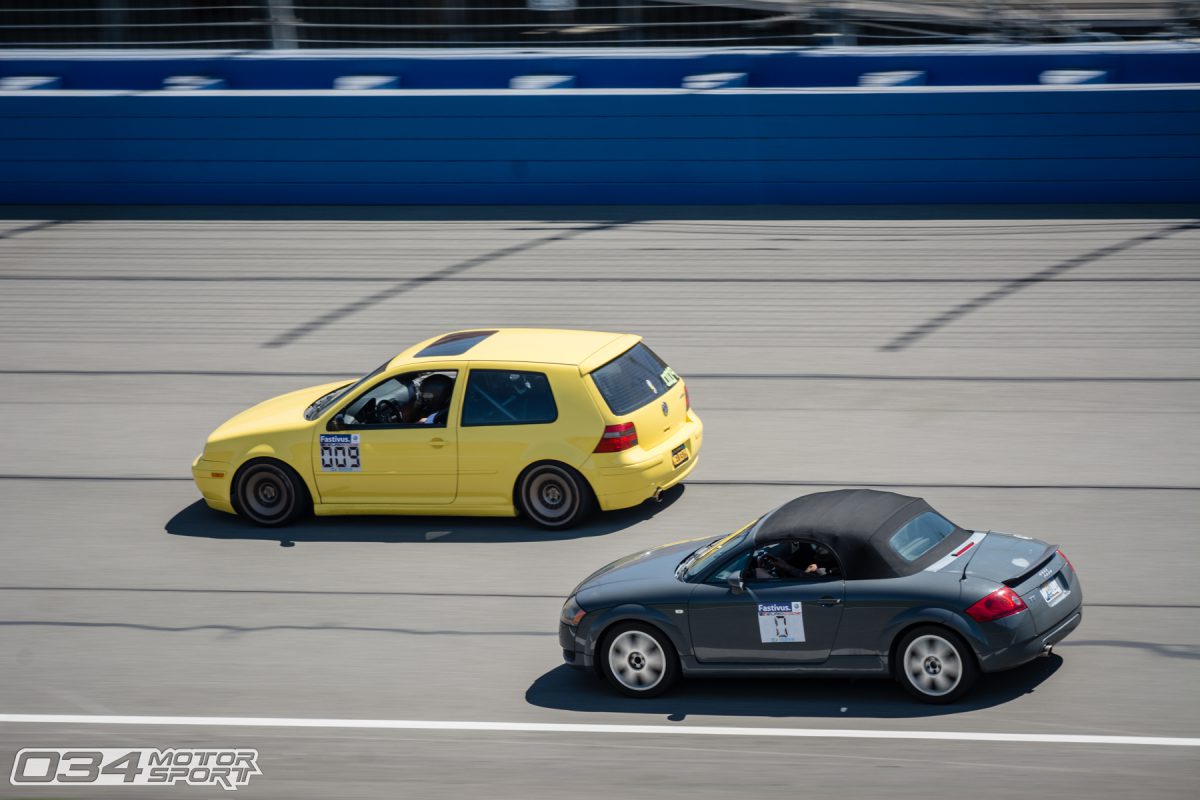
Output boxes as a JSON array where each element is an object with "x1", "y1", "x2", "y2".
[
  {"x1": 743, "y1": 541, "x2": 841, "y2": 583},
  {"x1": 462, "y1": 369, "x2": 558, "y2": 427},
  {"x1": 338, "y1": 370, "x2": 457, "y2": 428}
]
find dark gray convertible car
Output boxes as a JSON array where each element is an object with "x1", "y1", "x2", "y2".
[{"x1": 559, "y1": 489, "x2": 1082, "y2": 703}]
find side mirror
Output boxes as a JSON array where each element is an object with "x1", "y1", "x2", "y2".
[
  {"x1": 328, "y1": 413, "x2": 345, "y2": 431},
  {"x1": 726, "y1": 574, "x2": 745, "y2": 595}
]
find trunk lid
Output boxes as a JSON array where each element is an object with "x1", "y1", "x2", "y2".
[{"x1": 962, "y1": 532, "x2": 1079, "y2": 630}]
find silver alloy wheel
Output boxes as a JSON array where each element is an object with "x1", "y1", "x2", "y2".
[
  {"x1": 526, "y1": 469, "x2": 574, "y2": 522},
  {"x1": 607, "y1": 630, "x2": 666, "y2": 692},
  {"x1": 241, "y1": 468, "x2": 291, "y2": 521},
  {"x1": 903, "y1": 633, "x2": 963, "y2": 697}
]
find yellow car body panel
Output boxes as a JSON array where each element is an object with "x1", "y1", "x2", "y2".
[{"x1": 192, "y1": 329, "x2": 702, "y2": 521}]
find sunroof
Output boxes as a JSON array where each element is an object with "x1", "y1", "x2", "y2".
[{"x1": 414, "y1": 330, "x2": 497, "y2": 358}]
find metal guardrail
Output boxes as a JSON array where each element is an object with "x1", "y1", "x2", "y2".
[{"x1": 0, "y1": 1, "x2": 1195, "y2": 48}]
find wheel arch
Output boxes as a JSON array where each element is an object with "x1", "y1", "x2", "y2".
[
  {"x1": 230, "y1": 455, "x2": 313, "y2": 515},
  {"x1": 586, "y1": 605, "x2": 688, "y2": 677},
  {"x1": 512, "y1": 459, "x2": 598, "y2": 515},
  {"x1": 883, "y1": 610, "x2": 982, "y2": 677}
]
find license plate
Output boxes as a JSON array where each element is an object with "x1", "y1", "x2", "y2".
[
  {"x1": 1039, "y1": 577, "x2": 1066, "y2": 606},
  {"x1": 671, "y1": 443, "x2": 689, "y2": 468}
]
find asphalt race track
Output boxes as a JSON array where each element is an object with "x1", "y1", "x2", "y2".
[{"x1": 0, "y1": 207, "x2": 1197, "y2": 798}]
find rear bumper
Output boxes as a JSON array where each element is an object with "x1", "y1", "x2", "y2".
[
  {"x1": 583, "y1": 412, "x2": 704, "y2": 512},
  {"x1": 980, "y1": 608, "x2": 1083, "y2": 673},
  {"x1": 191, "y1": 455, "x2": 234, "y2": 514}
]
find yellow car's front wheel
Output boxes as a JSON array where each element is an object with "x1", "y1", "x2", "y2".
[{"x1": 232, "y1": 459, "x2": 310, "y2": 527}]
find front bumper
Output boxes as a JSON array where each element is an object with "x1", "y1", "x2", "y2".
[
  {"x1": 191, "y1": 455, "x2": 234, "y2": 513},
  {"x1": 560, "y1": 621, "x2": 588, "y2": 669}
]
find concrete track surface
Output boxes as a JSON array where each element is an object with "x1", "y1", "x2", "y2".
[{"x1": 0, "y1": 207, "x2": 1197, "y2": 798}]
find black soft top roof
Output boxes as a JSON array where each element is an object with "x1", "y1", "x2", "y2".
[{"x1": 751, "y1": 489, "x2": 967, "y2": 579}]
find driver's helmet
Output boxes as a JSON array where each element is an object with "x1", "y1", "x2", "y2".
[{"x1": 417, "y1": 373, "x2": 454, "y2": 416}]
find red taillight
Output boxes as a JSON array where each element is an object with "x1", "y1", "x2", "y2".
[
  {"x1": 683, "y1": 386, "x2": 691, "y2": 411},
  {"x1": 594, "y1": 422, "x2": 638, "y2": 453},
  {"x1": 1058, "y1": 549, "x2": 1074, "y2": 573},
  {"x1": 965, "y1": 586, "x2": 1028, "y2": 623}
]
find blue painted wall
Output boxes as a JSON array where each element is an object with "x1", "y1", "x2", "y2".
[
  {"x1": 3, "y1": 46, "x2": 1198, "y2": 89},
  {"x1": 1, "y1": 48, "x2": 1198, "y2": 204}
]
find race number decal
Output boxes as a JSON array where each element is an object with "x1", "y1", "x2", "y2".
[
  {"x1": 320, "y1": 433, "x2": 361, "y2": 472},
  {"x1": 757, "y1": 602, "x2": 805, "y2": 643}
]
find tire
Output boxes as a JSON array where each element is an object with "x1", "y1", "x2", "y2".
[
  {"x1": 232, "y1": 459, "x2": 310, "y2": 527},
  {"x1": 516, "y1": 462, "x2": 593, "y2": 529},
  {"x1": 893, "y1": 625, "x2": 979, "y2": 704},
  {"x1": 598, "y1": 622, "x2": 679, "y2": 698}
]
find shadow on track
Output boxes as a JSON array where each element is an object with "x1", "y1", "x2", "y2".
[
  {"x1": 164, "y1": 484, "x2": 686, "y2": 546},
  {"x1": 524, "y1": 655, "x2": 1063, "y2": 720}
]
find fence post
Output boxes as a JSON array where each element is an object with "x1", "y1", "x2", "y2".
[
  {"x1": 99, "y1": 0, "x2": 127, "y2": 45},
  {"x1": 267, "y1": 0, "x2": 300, "y2": 48}
]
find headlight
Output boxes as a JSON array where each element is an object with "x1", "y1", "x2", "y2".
[{"x1": 560, "y1": 595, "x2": 587, "y2": 627}]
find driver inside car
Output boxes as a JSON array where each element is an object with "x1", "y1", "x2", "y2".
[
  {"x1": 751, "y1": 541, "x2": 838, "y2": 581},
  {"x1": 415, "y1": 373, "x2": 454, "y2": 425}
]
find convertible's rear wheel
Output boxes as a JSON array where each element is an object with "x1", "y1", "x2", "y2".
[
  {"x1": 895, "y1": 626, "x2": 978, "y2": 704},
  {"x1": 517, "y1": 463, "x2": 592, "y2": 529},
  {"x1": 233, "y1": 460, "x2": 308, "y2": 527},
  {"x1": 599, "y1": 623, "x2": 678, "y2": 698}
]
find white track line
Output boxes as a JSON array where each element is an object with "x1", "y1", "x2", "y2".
[{"x1": 0, "y1": 715, "x2": 1196, "y2": 747}]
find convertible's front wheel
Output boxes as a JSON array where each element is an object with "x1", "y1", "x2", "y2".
[
  {"x1": 232, "y1": 460, "x2": 309, "y2": 527},
  {"x1": 895, "y1": 626, "x2": 978, "y2": 704},
  {"x1": 516, "y1": 463, "x2": 592, "y2": 529},
  {"x1": 599, "y1": 623, "x2": 679, "y2": 698}
]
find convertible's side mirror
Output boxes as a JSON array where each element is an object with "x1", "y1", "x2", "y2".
[
  {"x1": 726, "y1": 574, "x2": 745, "y2": 595},
  {"x1": 328, "y1": 413, "x2": 345, "y2": 431}
]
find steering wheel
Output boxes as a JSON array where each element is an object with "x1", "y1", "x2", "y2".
[
  {"x1": 750, "y1": 552, "x2": 779, "y2": 579},
  {"x1": 375, "y1": 399, "x2": 403, "y2": 424}
]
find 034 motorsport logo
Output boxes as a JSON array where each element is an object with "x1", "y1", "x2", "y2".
[{"x1": 11, "y1": 748, "x2": 261, "y2": 791}]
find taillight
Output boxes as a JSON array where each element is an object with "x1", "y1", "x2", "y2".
[
  {"x1": 594, "y1": 422, "x2": 638, "y2": 453},
  {"x1": 965, "y1": 586, "x2": 1028, "y2": 623},
  {"x1": 683, "y1": 386, "x2": 691, "y2": 411},
  {"x1": 1058, "y1": 549, "x2": 1074, "y2": 573}
]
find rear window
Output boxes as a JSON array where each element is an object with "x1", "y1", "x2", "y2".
[
  {"x1": 889, "y1": 512, "x2": 957, "y2": 562},
  {"x1": 590, "y1": 343, "x2": 680, "y2": 416}
]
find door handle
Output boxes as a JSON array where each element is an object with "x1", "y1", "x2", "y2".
[
  {"x1": 429, "y1": 437, "x2": 446, "y2": 449},
  {"x1": 817, "y1": 596, "x2": 841, "y2": 606}
]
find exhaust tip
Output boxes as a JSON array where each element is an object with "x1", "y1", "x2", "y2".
[
  {"x1": 1041, "y1": 644, "x2": 1054, "y2": 658},
  {"x1": 652, "y1": 487, "x2": 664, "y2": 503}
]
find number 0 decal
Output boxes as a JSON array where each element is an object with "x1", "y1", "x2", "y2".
[
  {"x1": 320, "y1": 433, "x2": 362, "y2": 472},
  {"x1": 757, "y1": 602, "x2": 806, "y2": 643}
]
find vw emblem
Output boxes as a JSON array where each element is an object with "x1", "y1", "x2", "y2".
[{"x1": 661, "y1": 401, "x2": 669, "y2": 416}]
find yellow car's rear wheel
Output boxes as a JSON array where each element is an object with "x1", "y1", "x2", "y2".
[
  {"x1": 232, "y1": 459, "x2": 309, "y2": 527},
  {"x1": 516, "y1": 462, "x2": 593, "y2": 529}
]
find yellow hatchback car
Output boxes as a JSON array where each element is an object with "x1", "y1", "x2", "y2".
[{"x1": 192, "y1": 329, "x2": 702, "y2": 529}]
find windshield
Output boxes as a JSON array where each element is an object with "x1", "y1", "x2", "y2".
[
  {"x1": 677, "y1": 520, "x2": 756, "y2": 580},
  {"x1": 303, "y1": 359, "x2": 392, "y2": 421}
]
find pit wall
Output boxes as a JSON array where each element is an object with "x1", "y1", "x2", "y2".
[{"x1": 1, "y1": 45, "x2": 1197, "y2": 204}]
